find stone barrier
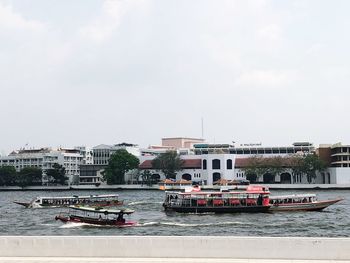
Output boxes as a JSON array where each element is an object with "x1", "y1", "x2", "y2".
[{"x1": 0, "y1": 236, "x2": 349, "y2": 260}]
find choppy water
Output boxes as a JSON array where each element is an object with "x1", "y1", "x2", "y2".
[{"x1": 0, "y1": 189, "x2": 349, "y2": 236}]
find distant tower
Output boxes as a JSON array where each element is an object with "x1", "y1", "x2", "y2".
[{"x1": 201, "y1": 118, "x2": 204, "y2": 139}]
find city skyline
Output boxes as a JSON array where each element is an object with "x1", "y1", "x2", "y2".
[{"x1": 1, "y1": 0, "x2": 350, "y2": 154}]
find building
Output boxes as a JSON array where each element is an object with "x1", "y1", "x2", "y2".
[
  {"x1": 139, "y1": 154, "x2": 236, "y2": 185},
  {"x1": 79, "y1": 164, "x2": 105, "y2": 185},
  {"x1": 0, "y1": 148, "x2": 83, "y2": 184},
  {"x1": 75, "y1": 146, "x2": 93, "y2": 164},
  {"x1": 161, "y1": 137, "x2": 205, "y2": 149},
  {"x1": 317, "y1": 143, "x2": 350, "y2": 184},
  {"x1": 194, "y1": 142, "x2": 314, "y2": 156},
  {"x1": 141, "y1": 137, "x2": 204, "y2": 157},
  {"x1": 93, "y1": 143, "x2": 140, "y2": 165}
]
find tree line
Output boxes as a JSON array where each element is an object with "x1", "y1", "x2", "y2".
[
  {"x1": 242, "y1": 154, "x2": 326, "y2": 184},
  {"x1": 0, "y1": 163, "x2": 67, "y2": 187},
  {"x1": 103, "y1": 150, "x2": 183, "y2": 185},
  {"x1": 103, "y1": 150, "x2": 327, "y2": 185}
]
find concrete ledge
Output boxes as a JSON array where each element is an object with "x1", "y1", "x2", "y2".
[
  {"x1": 0, "y1": 258, "x2": 348, "y2": 263},
  {"x1": 0, "y1": 236, "x2": 349, "y2": 260}
]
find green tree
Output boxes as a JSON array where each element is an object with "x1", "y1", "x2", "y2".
[
  {"x1": 287, "y1": 154, "x2": 326, "y2": 184},
  {"x1": 103, "y1": 149, "x2": 140, "y2": 185},
  {"x1": 301, "y1": 154, "x2": 326, "y2": 183},
  {"x1": 46, "y1": 163, "x2": 67, "y2": 185},
  {"x1": 141, "y1": 170, "x2": 153, "y2": 186},
  {"x1": 151, "y1": 151, "x2": 184, "y2": 179},
  {"x1": 0, "y1": 166, "x2": 16, "y2": 186},
  {"x1": 15, "y1": 167, "x2": 42, "y2": 187},
  {"x1": 242, "y1": 156, "x2": 286, "y2": 183}
]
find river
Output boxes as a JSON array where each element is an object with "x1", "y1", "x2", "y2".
[{"x1": 0, "y1": 189, "x2": 348, "y2": 236}]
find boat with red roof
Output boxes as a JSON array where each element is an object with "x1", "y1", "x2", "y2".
[{"x1": 163, "y1": 185, "x2": 271, "y2": 213}]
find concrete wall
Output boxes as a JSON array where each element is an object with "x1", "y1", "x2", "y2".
[{"x1": 0, "y1": 236, "x2": 349, "y2": 260}]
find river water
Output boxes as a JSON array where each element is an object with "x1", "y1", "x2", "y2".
[{"x1": 0, "y1": 189, "x2": 349, "y2": 236}]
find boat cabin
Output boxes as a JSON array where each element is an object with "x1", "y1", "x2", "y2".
[
  {"x1": 164, "y1": 185, "x2": 270, "y2": 212},
  {"x1": 269, "y1": 194, "x2": 317, "y2": 205}
]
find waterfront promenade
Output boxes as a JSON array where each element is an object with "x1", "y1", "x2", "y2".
[
  {"x1": 1, "y1": 183, "x2": 350, "y2": 191},
  {"x1": 0, "y1": 236, "x2": 349, "y2": 262}
]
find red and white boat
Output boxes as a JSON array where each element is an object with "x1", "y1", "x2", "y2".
[
  {"x1": 55, "y1": 206, "x2": 137, "y2": 227},
  {"x1": 269, "y1": 194, "x2": 343, "y2": 212}
]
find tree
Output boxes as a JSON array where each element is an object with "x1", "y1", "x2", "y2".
[
  {"x1": 242, "y1": 156, "x2": 286, "y2": 183},
  {"x1": 301, "y1": 154, "x2": 326, "y2": 183},
  {"x1": 103, "y1": 149, "x2": 140, "y2": 184},
  {"x1": 46, "y1": 163, "x2": 67, "y2": 185},
  {"x1": 151, "y1": 151, "x2": 184, "y2": 179},
  {"x1": 141, "y1": 170, "x2": 153, "y2": 186},
  {"x1": 15, "y1": 167, "x2": 42, "y2": 187},
  {"x1": 289, "y1": 154, "x2": 326, "y2": 184},
  {"x1": 0, "y1": 166, "x2": 16, "y2": 186}
]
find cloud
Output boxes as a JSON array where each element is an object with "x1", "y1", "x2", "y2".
[
  {"x1": 0, "y1": 3, "x2": 45, "y2": 32},
  {"x1": 79, "y1": 0, "x2": 147, "y2": 44},
  {"x1": 234, "y1": 69, "x2": 298, "y2": 89}
]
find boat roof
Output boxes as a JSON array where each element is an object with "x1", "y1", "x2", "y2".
[
  {"x1": 35, "y1": 194, "x2": 119, "y2": 200},
  {"x1": 166, "y1": 185, "x2": 269, "y2": 195},
  {"x1": 270, "y1": 194, "x2": 316, "y2": 200},
  {"x1": 69, "y1": 206, "x2": 134, "y2": 214}
]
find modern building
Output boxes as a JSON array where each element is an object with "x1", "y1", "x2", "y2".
[
  {"x1": 75, "y1": 146, "x2": 93, "y2": 164},
  {"x1": 0, "y1": 148, "x2": 83, "y2": 184},
  {"x1": 79, "y1": 164, "x2": 105, "y2": 185},
  {"x1": 317, "y1": 143, "x2": 350, "y2": 184}
]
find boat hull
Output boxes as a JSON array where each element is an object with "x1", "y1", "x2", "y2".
[
  {"x1": 55, "y1": 215, "x2": 137, "y2": 227},
  {"x1": 270, "y1": 198, "x2": 343, "y2": 212},
  {"x1": 164, "y1": 205, "x2": 270, "y2": 213}
]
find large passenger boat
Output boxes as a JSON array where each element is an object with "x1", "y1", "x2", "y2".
[
  {"x1": 163, "y1": 185, "x2": 271, "y2": 213},
  {"x1": 14, "y1": 194, "x2": 123, "y2": 208},
  {"x1": 55, "y1": 206, "x2": 137, "y2": 227},
  {"x1": 269, "y1": 194, "x2": 343, "y2": 212}
]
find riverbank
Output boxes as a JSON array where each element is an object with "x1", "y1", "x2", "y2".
[{"x1": 1, "y1": 183, "x2": 350, "y2": 191}]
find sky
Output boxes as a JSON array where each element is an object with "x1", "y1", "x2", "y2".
[{"x1": 0, "y1": 0, "x2": 350, "y2": 154}]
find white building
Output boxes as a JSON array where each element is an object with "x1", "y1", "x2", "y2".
[
  {"x1": 0, "y1": 148, "x2": 83, "y2": 184},
  {"x1": 93, "y1": 143, "x2": 140, "y2": 165},
  {"x1": 139, "y1": 153, "x2": 236, "y2": 185},
  {"x1": 75, "y1": 146, "x2": 93, "y2": 164}
]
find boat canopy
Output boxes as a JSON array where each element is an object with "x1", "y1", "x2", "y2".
[
  {"x1": 68, "y1": 206, "x2": 134, "y2": 215},
  {"x1": 34, "y1": 194, "x2": 119, "y2": 200},
  {"x1": 269, "y1": 194, "x2": 316, "y2": 200}
]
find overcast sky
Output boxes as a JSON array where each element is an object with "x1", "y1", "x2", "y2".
[{"x1": 0, "y1": 0, "x2": 349, "y2": 154}]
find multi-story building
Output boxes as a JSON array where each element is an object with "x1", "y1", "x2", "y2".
[
  {"x1": 317, "y1": 143, "x2": 350, "y2": 184},
  {"x1": 0, "y1": 148, "x2": 83, "y2": 184},
  {"x1": 75, "y1": 146, "x2": 93, "y2": 164},
  {"x1": 93, "y1": 143, "x2": 140, "y2": 165}
]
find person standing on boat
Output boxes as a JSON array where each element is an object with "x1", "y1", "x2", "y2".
[
  {"x1": 116, "y1": 212, "x2": 125, "y2": 223},
  {"x1": 257, "y1": 194, "x2": 263, "y2": 205}
]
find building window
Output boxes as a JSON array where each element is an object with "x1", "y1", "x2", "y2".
[
  {"x1": 212, "y1": 159, "x2": 220, "y2": 169},
  {"x1": 203, "y1": 159, "x2": 207, "y2": 170},
  {"x1": 226, "y1": 159, "x2": 232, "y2": 170}
]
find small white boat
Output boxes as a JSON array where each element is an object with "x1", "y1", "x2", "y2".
[
  {"x1": 269, "y1": 194, "x2": 343, "y2": 212},
  {"x1": 14, "y1": 194, "x2": 123, "y2": 208}
]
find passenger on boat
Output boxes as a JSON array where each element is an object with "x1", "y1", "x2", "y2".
[{"x1": 116, "y1": 213, "x2": 125, "y2": 223}]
